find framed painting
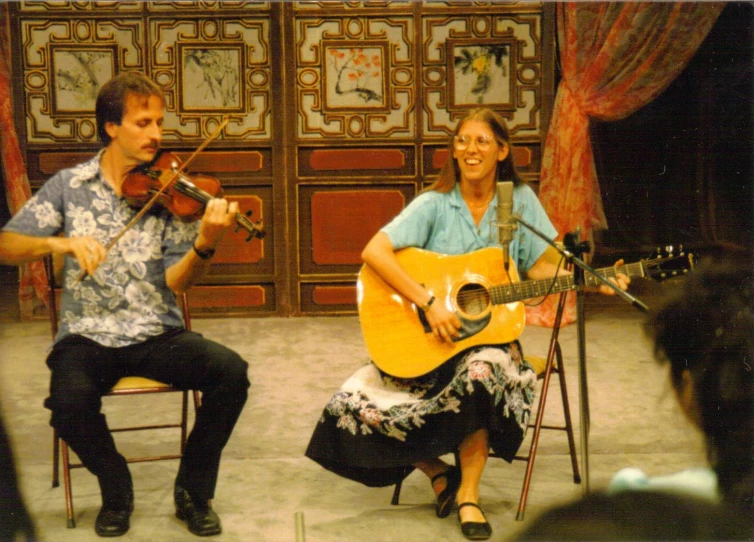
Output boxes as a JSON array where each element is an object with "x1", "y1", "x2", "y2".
[
  {"x1": 51, "y1": 46, "x2": 117, "y2": 114},
  {"x1": 178, "y1": 43, "x2": 245, "y2": 112},
  {"x1": 323, "y1": 41, "x2": 388, "y2": 111},
  {"x1": 449, "y1": 39, "x2": 515, "y2": 109}
]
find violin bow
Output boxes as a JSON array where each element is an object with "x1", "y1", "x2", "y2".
[{"x1": 75, "y1": 117, "x2": 230, "y2": 283}]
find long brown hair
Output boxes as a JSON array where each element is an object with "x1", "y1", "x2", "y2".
[{"x1": 426, "y1": 108, "x2": 523, "y2": 193}]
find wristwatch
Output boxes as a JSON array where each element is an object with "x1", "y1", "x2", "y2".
[
  {"x1": 192, "y1": 242, "x2": 215, "y2": 260},
  {"x1": 420, "y1": 295, "x2": 436, "y2": 312}
]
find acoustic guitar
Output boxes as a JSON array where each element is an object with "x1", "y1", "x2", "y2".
[{"x1": 358, "y1": 246, "x2": 695, "y2": 378}]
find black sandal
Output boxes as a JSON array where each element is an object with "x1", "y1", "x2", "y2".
[
  {"x1": 457, "y1": 502, "x2": 492, "y2": 540},
  {"x1": 431, "y1": 466, "x2": 461, "y2": 518}
]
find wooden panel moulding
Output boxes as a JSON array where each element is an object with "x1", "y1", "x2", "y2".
[
  {"x1": 38, "y1": 151, "x2": 264, "y2": 176},
  {"x1": 172, "y1": 151, "x2": 264, "y2": 174},
  {"x1": 311, "y1": 284, "x2": 358, "y2": 306},
  {"x1": 310, "y1": 190, "x2": 405, "y2": 265},
  {"x1": 431, "y1": 146, "x2": 532, "y2": 171},
  {"x1": 309, "y1": 148, "x2": 405, "y2": 171},
  {"x1": 187, "y1": 285, "x2": 266, "y2": 309},
  {"x1": 38, "y1": 152, "x2": 97, "y2": 176}
]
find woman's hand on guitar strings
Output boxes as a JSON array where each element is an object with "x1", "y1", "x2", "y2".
[{"x1": 426, "y1": 302, "x2": 462, "y2": 343}]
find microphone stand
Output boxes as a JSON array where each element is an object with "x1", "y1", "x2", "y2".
[{"x1": 511, "y1": 214, "x2": 649, "y2": 493}]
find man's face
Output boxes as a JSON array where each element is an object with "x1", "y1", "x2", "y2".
[{"x1": 106, "y1": 93, "x2": 164, "y2": 167}]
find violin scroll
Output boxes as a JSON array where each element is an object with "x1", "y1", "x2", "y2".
[{"x1": 237, "y1": 210, "x2": 266, "y2": 241}]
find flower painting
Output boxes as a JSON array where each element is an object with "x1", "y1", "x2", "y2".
[
  {"x1": 325, "y1": 46, "x2": 385, "y2": 110},
  {"x1": 453, "y1": 44, "x2": 511, "y2": 106}
]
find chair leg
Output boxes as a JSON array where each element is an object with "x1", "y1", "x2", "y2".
[
  {"x1": 52, "y1": 429, "x2": 60, "y2": 488},
  {"x1": 390, "y1": 479, "x2": 402, "y2": 505},
  {"x1": 555, "y1": 343, "x2": 581, "y2": 484},
  {"x1": 516, "y1": 348, "x2": 557, "y2": 521},
  {"x1": 60, "y1": 439, "x2": 76, "y2": 528},
  {"x1": 180, "y1": 390, "x2": 189, "y2": 453}
]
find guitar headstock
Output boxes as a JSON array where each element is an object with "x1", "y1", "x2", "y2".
[{"x1": 642, "y1": 245, "x2": 696, "y2": 282}]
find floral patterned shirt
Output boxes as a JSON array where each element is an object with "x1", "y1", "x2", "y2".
[{"x1": 2, "y1": 152, "x2": 199, "y2": 347}]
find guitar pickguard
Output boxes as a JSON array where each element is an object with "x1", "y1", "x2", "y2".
[
  {"x1": 417, "y1": 308, "x2": 492, "y2": 342},
  {"x1": 456, "y1": 312, "x2": 492, "y2": 342}
]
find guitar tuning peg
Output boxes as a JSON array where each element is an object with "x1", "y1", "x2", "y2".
[{"x1": 665, "y1": 245, "x2": 674, "y2": 255}]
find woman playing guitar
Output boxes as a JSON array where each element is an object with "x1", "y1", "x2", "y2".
[{"x1": 306, "y1": 108, "x2": 630, "y2": 541}]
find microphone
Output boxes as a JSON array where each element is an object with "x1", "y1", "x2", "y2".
[{"x1": 497, "y1": 181, "x2": 514, "y2": 272}]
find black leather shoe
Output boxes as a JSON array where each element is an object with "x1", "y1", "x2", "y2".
[
  {"x1": 175, "y1": 485, "x2": 222, "y2": 537},
  {"x1": 94, "y1": 494, "x2": 134, "y2": 537},
  {"x1": 432, "y1": 466, "x2": 461, "y2": 518},
  {"x1": 457, "y1": 502, "x2": 492, "y2": 541}
]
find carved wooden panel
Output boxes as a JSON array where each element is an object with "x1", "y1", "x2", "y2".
[
  {"x1": 17, "y1": 9, "x2": 272, "y2": 144},
  {"x1": 293, "y1": 1, "x2": 410, "y2": 11},
  {"x1": 298, "y1": 146, "x2": 416, "y2": 178},
  {"x1": 8, "y1": 1, "x2": 553, "y2": 317},
  {"x1": 20, "y1": 18, "x2": 145, "y2": 143},
  {"x1": 146, "y1": 1, "x2": 270, "y2": 11},
  {"x1": 298, "y1": 185, "x2": 412, "y2": 274},
  {"x1": 422, "y1": 11, "x2": 544, "y2": 140},
  {"x1": 17, "y1": 1, "x2": 142, "y2": 12},
  {"x1": 294, "y1": 15, "x2": 415, "y2": 138},
  {"x1": 148, "y1": 17, "x2": 272, "y2": 140},
  {"x1": 300, "y1": 281, "x2": 358, "y2": 314},
  {"x1": 188, "y1": 284, "x2": 274, "y2": 316}
]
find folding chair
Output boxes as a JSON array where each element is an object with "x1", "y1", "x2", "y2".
[
  {"x1": 389, "y1": 288, "x2": 581, "y2": 521},
  {"x1": 44, "y1": 255, "x2": 201, "y2": 528}
]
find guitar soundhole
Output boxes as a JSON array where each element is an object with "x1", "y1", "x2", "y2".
[{"x1": 456, "y1": 283, "x2": 490, "y2": 316}]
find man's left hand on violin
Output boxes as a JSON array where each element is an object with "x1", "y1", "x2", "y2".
[{"x1": 193, "y1": 198, "x2": 239, "y2": 254}]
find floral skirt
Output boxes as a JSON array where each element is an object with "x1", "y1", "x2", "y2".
[{"x1": 305, "y1": 342, "x2": 536, "y2": 487}]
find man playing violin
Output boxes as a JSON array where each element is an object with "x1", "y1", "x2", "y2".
[{"x1": 0, "y1": 72, "x2": 249, "y2": 538}]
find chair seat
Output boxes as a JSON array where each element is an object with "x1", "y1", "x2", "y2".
[
  {"x1": 525, "y1": 355, "x2": 559, "y2": 376},
  {"x1": 110, "y1": 377, "x2": 173, "y2": 392}
]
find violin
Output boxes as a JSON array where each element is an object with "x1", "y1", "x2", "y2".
[{"x1": 122, "y1": 150, "x2": 265, "y2": 241}]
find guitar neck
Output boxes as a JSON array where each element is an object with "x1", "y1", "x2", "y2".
[{"x1": 490, "y1": 262, "x2": 646, "y2": 305}]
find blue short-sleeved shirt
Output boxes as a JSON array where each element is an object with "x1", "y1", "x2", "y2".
[
  {"x1": 2, "y1": 152, "x2": 200, "y2": 347},
  {"x1": 382, "y1": 183, "x2": 557, "y2": 273}
]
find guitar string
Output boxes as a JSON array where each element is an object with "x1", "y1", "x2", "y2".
[{"x1": 453, "y1": 262, "x2": 646, "y2": 306}]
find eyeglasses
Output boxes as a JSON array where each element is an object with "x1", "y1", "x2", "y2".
[{"x1": 453, "y1": 134, "x2": 496, "y2": 151}]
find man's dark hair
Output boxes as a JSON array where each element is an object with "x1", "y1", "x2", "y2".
[{"x1": 95, "y1": 72, "x2": 164, "y2": 146}]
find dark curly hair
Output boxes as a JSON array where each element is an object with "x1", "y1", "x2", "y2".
[{"x1": 646, "y1": 256, "x2": 754, "y2": 514}]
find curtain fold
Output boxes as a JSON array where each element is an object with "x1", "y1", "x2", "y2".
[
  {"x1": 0, "y1": 21, "x2": 48, "y2": 319},
  {"x1": 527, "y1": 1, "x2": 724, "y2": 328}
]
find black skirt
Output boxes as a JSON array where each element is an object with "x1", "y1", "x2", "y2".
[{"x1": 305, "y1": 342, "x2": 536, "y2": 487}]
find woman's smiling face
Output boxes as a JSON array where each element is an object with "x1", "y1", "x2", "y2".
[{"x1": 453, "y1": 120, "x2": 509, "y2": 184}]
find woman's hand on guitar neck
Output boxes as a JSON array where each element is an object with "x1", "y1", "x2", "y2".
[
  {"x1": 595, "y1": 258, "x2": 631, "y2": 295},
  {"x1": 426, "y1": 302, "x2": 462, "y2": 343}
]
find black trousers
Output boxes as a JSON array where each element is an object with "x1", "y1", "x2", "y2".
[{"x1": 45, "y1": 329, "x2": 250, "y2": 508}]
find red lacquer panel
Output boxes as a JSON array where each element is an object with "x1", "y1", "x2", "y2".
[{"x1": 311, "y1": 190, "x2": 405, "y2": 265}]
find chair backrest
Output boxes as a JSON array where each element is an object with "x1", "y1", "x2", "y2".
[{"x1": 43, "y1": 254, "x2": 192, "y2": 339}]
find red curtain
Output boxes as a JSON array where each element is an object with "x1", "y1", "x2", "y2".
[
  {"x1": 0, "y1": 15, "x2": 48, "y2": 319},
  {"x1": 527, "y1": 1, "x2": 724, "y2": 328}
]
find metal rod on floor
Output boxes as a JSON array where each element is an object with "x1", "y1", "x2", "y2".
[{"x1": 295, "y1": 511, "x2": 305, "y2": 542}]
